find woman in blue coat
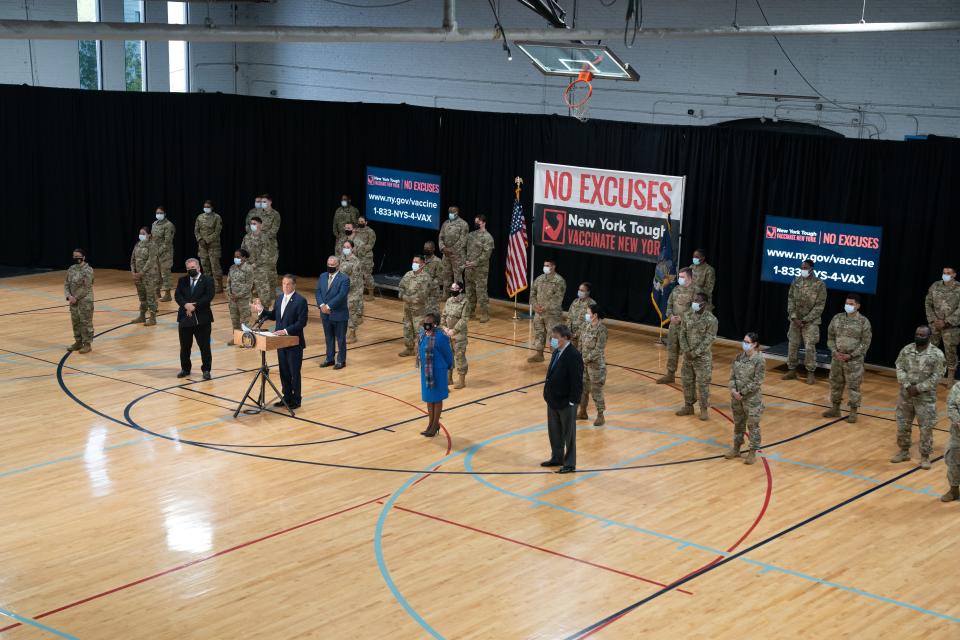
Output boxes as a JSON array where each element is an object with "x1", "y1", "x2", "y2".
[{"x1": 417, "y1": 311, "x2": 453, "y2": 437}]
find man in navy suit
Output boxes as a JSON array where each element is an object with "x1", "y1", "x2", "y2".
[
  {"x1": 314, "y1": 255, "x2": 350, "y2": 369},
  {"x1": 541, "y1": 324, "x2": 584, "y2": 473},
  {"x1": 253, "y1": 274, "x2": 309, "y2": 409}
]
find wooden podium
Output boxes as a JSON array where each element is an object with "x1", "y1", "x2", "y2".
[{"x1": 232, "y1": 329, "x2": 301, "y2": 417}]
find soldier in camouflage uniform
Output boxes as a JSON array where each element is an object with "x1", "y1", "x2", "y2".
[
  {"x1": 527, "y1": 260, "x2": 566, "y2": 363},
  {"x1": 464, "y1": 214, "x2": 495, "y2": 322},
  {"x1": 441, "y1": 282, "x2": 469, "y2": 389},
  {"x1": 354, "y1": 215, "x2": 377, "y2": 298},
  {"x1": 398, "y1": 256, "x2": 431, "y2": 356},
  {"x1": 130, "y1": 227, "x2": 161, "y2": 326},
  {"x1": 690, "y1": 249, "x2": 716, "y2": 309},
  {"x1": 677, "y1": 293, "x2": 718, "y2": 421},
  {"x1": 259, "y1": 194, "x2": 281, "y2": 293},
  {"x1": 241, "y1": 216, "x2": 276, "y2": 309},
  {"x1": 439, "y1": 205, "x2": 468, "y2": 290},
  {"x1": 151, "y1": 206, "x2": 175, "y2": 301},
  {"x1": 577, "y1": 303, "x2": 608, "y2": 426},
  {"x1": 942, "y1": 383, "x2": 960, "y2": 502},
  {"x1": 924, "y1": 266, "x2": 960, "y2": 386},
  {"x1": 338, "y1": 240, "x2": 364, "y2": 344},
  {"x1": 567, "y1": 282, "x2": 595, "y2": 351},
  {"x1": 783, "y1": 259, "x2": 827, "y2": 384},
  {"x1": 332, "y1": 195, "x2": 359, "y2": 252},
  {"x1": 195, "y1": 200, "x2": 223, "y2": 293},
  {"x1": 656, "y1": 267, "x2": 696, "y2": 384},
  {"x1": 726, "y1": 332, "x2": 766, "y2": 465},
  {"x1": 334, "y1": 222, "x2": 371, "y2": 284},
  {"x1": 65, "y1": 248, "x2": 94, "y2": 353},
  {"x1": 421, "y1": 241, "x2": 444, "y2": 313},
  {"x1": 891, "y1": 326, "x2": 945, "y2": 470},
  {"x1": 225, "y1": 248, "x2": 255, "y2": 344},
  {"x1": 823, "y1": 293, "x2": 872, "y2": 423}
]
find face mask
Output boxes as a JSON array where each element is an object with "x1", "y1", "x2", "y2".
[
  {"x1": 341, "y1": 200, "x2": 348, "y2": 207},
  {"x1": 742, "y1": 341, "x2": 752, "y2": 352},
  {"x1": 692, "y1": 302, "x2": 702, "y2": 312},
  {"x1": 584, "y1": 313, "x2": 592, "y2": 323},
  {"x1": 944, "y1": 274, "x2": 953, "y2": 283},
  {"x1": 800, "y1": 269, "x2": 810, "y2": 278},
  {"x1": 423, "y1": 323, "x2": 434, "y2": 331},
  {"x1": 678, "y1": 276, "x2": 687, "y2": 286},
  {"x1": 250, "y1": 224, "x2": 258, "y2": 232},
  {"x1": 345, "y1": 229, "x2": 354, "y2": 235},
  {"x1": 844, "y1": 304, "x2": 856, "y2": 314},
  {"x1": 156, "y1": 213, "x2": 165, "y2": 220},
  {"x1": 412, "y1": 263, "x2": 421, "y2": 272},
  {"x1": 915, "y1": 336, "x2": 929, "y2": 347},
  {"x1": 254, "y1": 202, "x2": 262, "y2": 209},
  {"x1": 327, "y1": 266, "x2": 337, "y2": 274},
  {"x1": 233, "y1": 257, "x2": 242, "y2": 265},
  {"x1": 264, "y1": 202, "x2": 271, "y2": 209},
  {"x1": 577, "y1": 290, "x2": 587, "y2": 299},
  {"x1": 342, "y1": 248, "x2": 352, "y2": 256},
  {"x1": 74, "y1": 257, "x2": 84, "y2": 264},
  {"x1": 203, "y1": 207, "x2": 212, "y2": 214},
  {"x1": 139, "y1": 234, "x2": 147, "y2": 242},
  {"x1": 357, "y1": 223, "x2": 366, "y2": 228},
  {"x1": 451, "y1": 288, "x2": 461, "y2": 296},
  {"x1": 424, "y1": 249, "x2": 434, "y2": 256},
  {"x1": 448, "y1": 211, "x2": 457, "y2": 220},
  {"x1": 187, "y1": 268, "x2": 199, "y2": 278},
  {"x1": 474, "y1": 221, "x2": 480, "y2": 228},
  {"x1": 692, "y1": 258, "x2": 701, "y2": 265},
  {"x1": 543, "y1": 266, "x2": 551, "y2": 275},
  {"x1": 549, "y1": 337, "x2": 560, "y2": 350}
]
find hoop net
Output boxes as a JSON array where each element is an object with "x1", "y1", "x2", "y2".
[{"x1": 562, "y1": 69, "x2": 594, "y2": 122}]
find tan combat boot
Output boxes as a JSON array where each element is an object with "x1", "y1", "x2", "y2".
[
  {"x1": 454, "y1": 373, "x2": 466, "y2": 389},
  {"x1": 822, "y1": 404, "x2": 841, "y2": 418},
  {"x1": 593, "y1": 410, "x2": 605, "y2": 426},
  {"x1": 945, "y1": 368, "x2": 957, "y2": 388},
  {"x1": 724, "y1": 441, "x2": 742, "y2": 459},
  {"x1": 447, "y1": 369, "x2": 454, "y2": 385},
  {"x1": 655, "y1": 373, "x2": 675, "y2": 384},
  {"x1": 743, "y1": 450, "x2": 757, "y2": 465},
  {"x1": 699, "y1": 405, "x2": 709, "y2": 421},
  {"x1": 846, "y1": 406, "x2": 858, "y2": 423},
  {"x1": 67, "y1": 342, "x2": 82, "y2": 351},
  {"x1": 527, "y1": 351, "x2": 544, "y2": 363},
  {"x1": 79, "y1": 343, "x2": 91, "y2": 354},
  {"x1": 675, "y1": 404, "x2": 694, "y2": 416},
  {"x1": 145, "y1": 312, "x2": 157, "y2": 326},
  {"x1": 920, "y1": 455, "x2": 931, "y2": 470},
  {"x1": 806, "y1": 371, "x2": 816, "y2": 385},
  {"x1": 479, "y1": 311, "x2": 490, "y2": 323},
  {"x1": 216, "y1": 276, "x2": 224, "y2": 293},
  {"x1": 132, "y1": 311, "x2": 146, "y2": 324},
  {"x1": 941, "y1": 486, "x2": 959, "y2": 502},
  {"x1": 889, "y1": 449, "x2": 910, "y2": 463},
  {"x1": 398, "y1": 347, "x2": 414, "y2": 357},
  {"x1": 577, "y1": 400, "x2": 588, "y2": 420},
  {"x1": 347, "y1": 328, "x2": 357, "y2": 344},
  {"x1": 781, "y1": 369, "x2": 798, "y2": 380},
  {"x1": 160, "y1": 290, "x2": 172, "y2": 302}
]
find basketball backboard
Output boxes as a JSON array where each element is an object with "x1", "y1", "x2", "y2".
[{"x1": 515, "y1": 42, "x2": 639, "y2": 81}]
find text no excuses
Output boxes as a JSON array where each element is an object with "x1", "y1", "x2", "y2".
[{"x1": 543, "y1": 170, "x2": 673, "y2": 213}]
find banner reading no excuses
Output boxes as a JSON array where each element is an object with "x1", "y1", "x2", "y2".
[{"x1": 532, "y1": 162, "x2": 686, "y2": 263}]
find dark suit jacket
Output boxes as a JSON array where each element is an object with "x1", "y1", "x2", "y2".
[
  {"x1": 314, "y1": 271, "x2": 350, "y2": 322},
  {"x1": 260, "y1": 291, "x2": 309, "y2": 348},
  {"x1": 543, "y1": 343, "x2": 584, "y2": 410},
  {"x1": 174, "y1": 274, "x2": 215, "y2": 325}
]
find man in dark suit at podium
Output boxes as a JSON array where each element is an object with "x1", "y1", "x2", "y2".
[
  {"x1": 253, "y1": 274, "x2": 309, "y2": 409},
  {"x1": 314, "y1": 255, "x2": 350, "y2": 369},
  {"x1": 541, "y1": 324, "x2": 584, "y2": 474},
  {"x1": 175, "y1": 258, "x2": 215, "y2": 380}
]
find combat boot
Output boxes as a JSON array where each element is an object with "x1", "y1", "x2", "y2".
[
  {"x1": 593, "y1": 410, "x2": 605, "y2": 426},
  {"x1": 945, "y1": 368, "x2": 957, "y2": 388},
  {"x1": 781, "y1": 369, "x2": 797, "y2": 380},
  {"x1": 79, "y1": 343, "x2": 91, "y2": 354},
  {"x1": 447, "y1": 369, "x2": 454, "y2": 385},
  {"x1": 347, "y1": 328, "x2": 357, "y2": 344},
  {"x1": 160, "y1": 290, "x2": 172, "y2": 302},
  {"x1": 527, "y1": 351, "x2": 544, "y2": 363},
  {"x1": 215, "y1": 276, "x2": 224, "y2": 293},
  {"x1": 133, "y1": 311, "x2": 146, "y2": 324},
  {"x1": 822, "y1": 404, "x2": 841, "y2": 418},
  {"x1": 454, "y1": 373, "x2": 466, "y2": 389},
  {"x1": 398, "y1": 347, "x2": 414, "y2": 357},
  {"x1": 920, "y1": 455, "x2": 931, "y2": 470},
  {"x1": 655, "y1": 372, "x2": 675, "y2": 384},
  {"x1": 227, "y1": 338, "x2": 236, "y2": 346},
  {"x1": 941, "y1": 486, "x2": 959, "y2": 502},
  {"x1": 675, "y1": 404, "x2": 694, "y2": 416},
  {"x1": 724, "y1": 441, "x2": 742, "y2": 459},
  {"x1": 889, "y1": 449, "x2": 910, "y2": 463},
  {"x1": 806, "y1": 371, "x2": 816, "y2": 385},
  {"x1": 577, "y1": 403, "x2": 588, "y2": 420},
  {"x1": 144, "y1": 312, "x2": 157, "y2": 326},
  {"x1": 699, "y1": 405, "x2": 709, "y2": 421},
  {"x1": 479, "y1": 311, "x2": 490, "y2": 323},
  {"x1": 67, "y1": 342, "x2": 82, "y2": 351},
  {"x1": 743, "y1": 450, "x2": 757, "y2": 465},
  {"x1": 846, "y1": 406, "x2": 858, "y2": 423}
]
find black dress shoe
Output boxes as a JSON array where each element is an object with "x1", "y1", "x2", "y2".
[
  {"x1": 273, "y1": 401, "x2": 288, "y2": 408},
  {"x1": 202, "y1": 371, "x2": 211, "y2": 380},
  {"x1": 557, "y1": 466, "x2": 576, "y2": 474},
  {"x1": 540, "y1": 459, "x2": 562, "y2": 467},
  {"x1": 176, "y1": 370, "x2": 190, "y2": 378},
  {"x1": 288, "y1": 403, "x2": 301, "y2": 410},
  {"x1": 320, "y1": 361, "x2": 335, "y2": 368},
  {"x1": 333, "y1": 363, "x2": 345, "y2": 370}
]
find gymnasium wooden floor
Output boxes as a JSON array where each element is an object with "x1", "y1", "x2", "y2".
[{"x1": 1, "y1": 269, "x2": 957, "y2": 639}]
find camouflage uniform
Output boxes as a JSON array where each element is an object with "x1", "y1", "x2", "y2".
[
  {"x1": 786, "y1": 275, "x2": 827, "y2": 373},
  {"x1": 421, "y1": 254, "x2": 444, "y2": 314},
  {"x1": 662, "y1": 284, "x2": 696, "y2": 377},
  {"x1": 679, "y1": 308, "x2": 718, "y2": 409},
  {"x1": 441, "y1": 293, "x2": 469, "y2": 376},
  {"x1": 151, "y1": 216, "x2": 175, "y2": 292},
  {"x1": 579, "y1": 320, "x2": 608, "y2": 414},
  {"x1": 528, "y1": 270, "x2": 566, "y2": 357},
  {"x1": 247, "y1": 206, "x2": 281, "y2": 284},
  {"x1": 339, "y1": 253, "x2": 365, "y2": 331},
  {"x1": 64, "y1": 262, "x2": 94, "y2": 347},
  {"x1": 924, "y1": 279, "x2": 960, "y2": 375},
  {"x1": 195, "y1": 210, "x2": 223, "y2": 291},
  {"x1": 131, "y1": 238, "x2": 161, "y2": 315},
  {"x1": 826, "y1": 311, "x2": 872, "y2": 410},
  {"x1": 690, "y1": 261, "x2": 716, "y2": 307},
  {"x1": 332, "y1": 205, "x2": 359, "y2": 250},
  {"x1": 566, "y1": 295, "x2": 596, "y2": 351},
  {"x1": 729, "y1": 351, "x2": 766, "y2": 450},
  {"x1": 464, "y1": 228, "x2": 494, "y2": 321},
  {"x1": 226, "y1": 260, "x2": 255, "y2": 331},
  {"x1": 894, "y1": 343, "x2": 945, "y2": 458},
  {"x1": 945, "y1": 384, "x2": 960, "y2": 488},
  {"x1": 354, "y1": 225, "x2": 377, "y2": 293},
  {"x1": 398, "y1": 269, "x2": 431, "y2": 353},
  {"x1": 241, "y1": 231, "x2": 276, "y2": 309},
  {"x1": 439, "y1": 215, "x2": 469, "y2": 289}
]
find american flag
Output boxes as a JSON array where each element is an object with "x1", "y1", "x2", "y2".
[{"x1": 505, "y1": 198, "x2": 529, "y2": 297}]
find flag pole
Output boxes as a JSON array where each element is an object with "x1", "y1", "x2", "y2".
[{"x1": 512, "y1": 176, "x2": 523, "y2": 320}]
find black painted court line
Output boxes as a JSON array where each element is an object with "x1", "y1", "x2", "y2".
[{"x1": 0, "y1": 292, "x2": 140, "y2": 317}]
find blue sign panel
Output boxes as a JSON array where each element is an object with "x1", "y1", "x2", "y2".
[{"x1": 364, "y1": 166, "x2": 441, "y2": 230}]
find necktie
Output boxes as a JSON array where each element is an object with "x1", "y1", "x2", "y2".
[
  {"x1": 327, "y1": 273, "x2": 333, "y2": 290},
  {"x1": 549, "y1": 350, "x2": 560, "y2": 373},
  {"x1": 190, "y1": 278, "x2": 196, "y2": 291}
]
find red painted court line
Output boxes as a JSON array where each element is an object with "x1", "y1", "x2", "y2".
[
  {"x1": 384, "y1": 502, "x2": 694, "y2": 595},
  {"x1": 0, "y1": 494, "x2": 390, "y2": 634}
]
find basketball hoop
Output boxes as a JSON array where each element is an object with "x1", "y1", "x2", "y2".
[{"x1": 562, "y1": 69, "x2": 593, "y2": 122}]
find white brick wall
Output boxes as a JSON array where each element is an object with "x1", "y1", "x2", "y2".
[{"x1": 0, "y1": 0, "x2": 79, "y2": 88}]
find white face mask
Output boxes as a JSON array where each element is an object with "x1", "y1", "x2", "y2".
[
  {"x1": 341, "y1": 200, "x2": 349, "y2": 207},
  {"x1": 742, "y1": 341, "x2": 752, "y2": 352},
  {"x1": 800, "y1": 269, "x2": 810, "y2": 278},
  {"x1": 692, "y1": 302, "x2": 702, "y2": 312},
  {"x1": 943, "y1": 274, "x2": 953, "y2": 283},
  {"x1": 263, "y1": 202, "x2": 271, "y2": 209},
  {"x1": 448, "y1": 211, "x2": 457, "y2": 220},
  {"x1": 233, "y1": 257, "x2": 242, "y2": 265},
  {"x1": 692, "y1": 257, "x2": 701, "y2": 265},
  {"x1": 155, "y1": 213, "x2": 165, "y2": 220},
  {"x1": 138, "y1": 234, "x2": 147, "y2": 242},
  {"x1": 342, "y1": 248, "x2": 352, "y2": 256},
  {"x1": 584, "y1": 313, "x2": 592, "y2": 323},
  {"x1": 844, "y1": 303, "x2": 856, "y2": 314},
  {"x1": 250, "y1": 224, "x2": 258, "y2": 232},
  {"x1": 543, "y1": 266, "x2": 551, "y2": 275},
  {"x1": 203, "y1": 207, "x2": 212, "y2": 214},
  {"x1": 678, "y1": 276, "x2": 687, "y2": 286},
  {"x1": 412, "y1": 262, "x2": 421, "y2": 272},
  {"x1": 254, "y1": 201, "x2": 262, "y2": 209},
  {"x1": 577, "y1": 290, "x2": 587, "y2": 299}
]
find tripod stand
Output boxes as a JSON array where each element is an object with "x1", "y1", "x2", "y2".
[{"x1": 232, "y1": 330, "x2": 300, "y2": 418}]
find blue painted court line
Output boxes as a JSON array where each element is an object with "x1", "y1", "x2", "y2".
[{"x1": 0, "y1": 606, "x2": 79, "y2": 639}]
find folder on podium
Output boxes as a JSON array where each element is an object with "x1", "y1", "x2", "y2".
[{"x1": 233, "y1": 329, "x2": 300, "y2": 417}]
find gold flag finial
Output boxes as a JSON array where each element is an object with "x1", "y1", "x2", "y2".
[{"x1": 514, "y1": 176, "x2": 524, "y2": 201}]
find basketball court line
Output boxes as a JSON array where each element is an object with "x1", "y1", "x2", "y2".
[{"x1": 0, "y1": 606, "x2": 78, "y2": 639}]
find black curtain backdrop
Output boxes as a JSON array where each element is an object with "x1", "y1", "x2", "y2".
[{"x1": 2, "y1": 84, "x2": 959, "y2": 367}]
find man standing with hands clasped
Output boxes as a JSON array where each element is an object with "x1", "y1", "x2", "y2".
[
  {"x1": 541, "y1": 325, "x2": 584, "y2": 474},
  {"x1": 315, "y1": 255, "x2": 350, "y2": 370},
  {"x1": 783, "y1": 259, "x2": 827, "y2": 384},
  {"x1": 175, "y1": 258, "x2": 215, "y2": 380},
  {"x1": 891, "y1": 325, "x2": 944, "y2": 470}
]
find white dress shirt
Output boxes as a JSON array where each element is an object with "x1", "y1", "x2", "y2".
[{"x1": 280, "y1": 292, "x2": 292, "y2": 318}]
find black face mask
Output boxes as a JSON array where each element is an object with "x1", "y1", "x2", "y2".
[
  {"x1": 187, "y1": 269, "x2": 199, "y2": 278},
  {"x1": 424, "y1": 250, "x2": 434, "y2": 256},
  {"x1": 357, "y1": 223, "x2": 366, "y2": 228},
  {"x1": 450, "y1": 289, "x2": 461, "y2": 296},
  {"x1": 423, "y1": 323, "x2": 434, "y2": 331},
  {"x1": 327, "y1": 266, "x2": 338, "y2": 274},
  {"x1": 915, "y1": 336, "x2": 930, "y2": 346},
  {"x1": 73, "y1": 257, "x2": 84, "y2": 264}
]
